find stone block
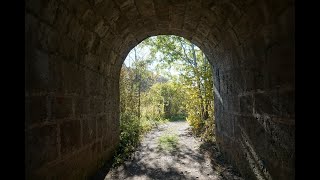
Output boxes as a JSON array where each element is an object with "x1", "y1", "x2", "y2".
[
  {"x1": 114, "y1": 0, "x2": 134, "y2": 9},
  {"x1": 135, "y1": 0, "x2": 155, "y2": 17},
  {"x1": 74, "y1": 97, "x2": 90, "y2": 117},
  {"x1": 242, "y1": 68, "x2": 255, "y2": 92},
  {"x1": 254, "y1": 92, "x2": 279, "y2": 115},
  {"x1": 38, "y1": 23, "x2": 61, "y2": 53},
  {"x1": 94, "y1": 20, "x2": 109, "y2": 38},
  {"x1": 278, "y1": 90, "x2": 294, "y2": 117},
  {"x1": 196, "y1": 21, "x2": 210, "y2": 37},
  {"x1": 53, "y1": 5, "x2": 72, "y2": 34},
  {"x1": 52, "y1": 96, "x2": 73, "y2": 119},
  {"x1": 82, "y1": 9, "x2": 99, "y2": 30},
  {"x1": 253, "y1": 66, "x2": 269, "y2": 90},
  {"x1": 33, "y1": 145, "x2": 100, "y2": 180},
  {"x1": 229, "y1": 95, "x2": 240, "y2": 112},
  {"x1": 240, "y1": 95, "x2": 253, "y2": 114},
  {"x1": 58, "y1": 36, "x2": 76, "y2": 60},
  {"x1": 220, "y1": 113, "x2": 234, "y2": 137},
  {"x1": 122, "y1": 4, "x2": 140, "y2": 21},
  {"x1": 60, "y1": 120, "x2": 81, "y2": 155},
  {"x1": 114, "y1": 15, "x2": 129, "y2": 33},
  {"x1": 102, "y1": 134, "x2": 113, "y2": 152},
  {"x1": 96, "y1": 0, "x2": 119, "y2": 24},
  {"x1": 28, "y1": 49, "x2": 50, "y2": 92},
  {"x1": 66, "y1": 17, "x2": 83, "y2": 42},
  {"x1": 27, "y1": 96, "x2": 48, "y2": 125},
  {"x1": 26, "y1": 0, "x2": 43, "y2": 15},
  {"x1": 62, "y1": 62, "x2": 82, "y2": 94},
  {"x1": 41, "y1": 0, "x2": 59, "y2": 24},
  {"x1": 26, "y1": 125, "x2": 58, "y2": 170},
  {"x1": 266, "y1": 44, "x2": 295, "y2": 88},
  {"x1": 25, "y1": 13, "x2": 40, "y2": 52},
  {"x1": 82, "y1": 118, "x2": 97, "y2": 145},
  {"x1": 278, "y1": 5, "x2": 294, "y2": 43},
  {"x1": 48, "y1": 55, "x2": 63, "y2": 93},
  {"x1": 81, "y1": 30, "x2": 100, "y2": 54},
  {"x1": 66, "y1": 0, "x2": 90, "y2": 19},
  {"x1": 97, "y1": 114, "x2": 107, "y2": 138},
  {"x1": 83, "y1": 53, "x2": 100, "y2": 72},
  {"x1": 226, "y1": 2, "x2": 243, "y2": 27}
]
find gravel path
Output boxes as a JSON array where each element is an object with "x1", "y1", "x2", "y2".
[{"x1": 103, "y1": 121, "x2": 243, "y2": 180}]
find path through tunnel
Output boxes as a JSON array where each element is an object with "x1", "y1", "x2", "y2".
[{"x1": 25, "y1": 0, "x2": 295, "y2": 179}]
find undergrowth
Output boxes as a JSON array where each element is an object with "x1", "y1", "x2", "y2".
[{"x1": 112, "y1": 113, "x2": 168, "y2": 167}]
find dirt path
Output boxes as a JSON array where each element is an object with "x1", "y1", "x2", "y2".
[{"x1": 104, "y1": 121, "x2": 243, "y2": 180}]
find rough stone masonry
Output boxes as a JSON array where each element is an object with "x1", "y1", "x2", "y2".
[{"x1": 25, "y1": 0, "x2": 294, "y2": 179}]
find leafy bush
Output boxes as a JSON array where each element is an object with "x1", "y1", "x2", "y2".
[{"x1": 112, "y1": 113, "x2": 140, "y2": 166}]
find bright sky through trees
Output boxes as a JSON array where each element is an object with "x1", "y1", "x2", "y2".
[
  {"x1": 124, "y1": 46, "x2": 181, "y2": 76},
  {"x1": 123, "y1": 36, "x2": 201, "y2": 77}
]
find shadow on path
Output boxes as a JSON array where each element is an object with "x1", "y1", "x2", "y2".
[{"x1": 91, "y1": 121, "x2": 243, "y2": 180}]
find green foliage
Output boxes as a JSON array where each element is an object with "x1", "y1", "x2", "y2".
[
  {"x1": 144, "y1": 35, "x2": 215, "y2": 142},
  {"x1": 168, "y1": 114, "x2": 187, "y2": 122},
  {"x1": 202, "y1": 117, "x2": 216, "y2": 142},
  {"x1": 142, "y1": 81, "x2": 186, "y2": 120},
  {"x1": 112, "y1": 112, "x2": 139, "y2": 166}
]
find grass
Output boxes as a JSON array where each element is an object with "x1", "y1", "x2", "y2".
[{"x1": 157, "y1": 133, "x2": 179, "y2": 152}]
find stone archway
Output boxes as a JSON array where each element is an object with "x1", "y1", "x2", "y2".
[{"x1": 25, "y1": 0, "x2": 294, "y2": 179}]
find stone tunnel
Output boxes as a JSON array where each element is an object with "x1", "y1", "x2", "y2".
[{"x1": 25, "y1": 0, "x2": 295, "y2": 179}]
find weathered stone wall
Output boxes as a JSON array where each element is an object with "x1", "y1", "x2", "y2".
[
  {"x1": 25, "y1": 0, "x2": 121, "y2": 179},
  {"x1": 25, "y1": 0, "x2": 294, "y2": 179},
  {"x1": 212, "y1": 2, "x2": 295, "y2": 179}
]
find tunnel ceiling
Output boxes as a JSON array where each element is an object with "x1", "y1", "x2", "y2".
[{"x1": 26, "y1": 0, "x2": 293, "y2": 71}]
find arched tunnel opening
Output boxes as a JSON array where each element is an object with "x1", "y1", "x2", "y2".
[
  {"x1": 108, "y1": 35, "x2": 219, "y2": 179},
  {"x1": 25, "y1": 0, "x2": 295, "y2": 179}
]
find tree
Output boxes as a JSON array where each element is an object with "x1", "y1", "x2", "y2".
[{"x1": 144, "y1": 35, "x2": 215, "y2": 139}]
